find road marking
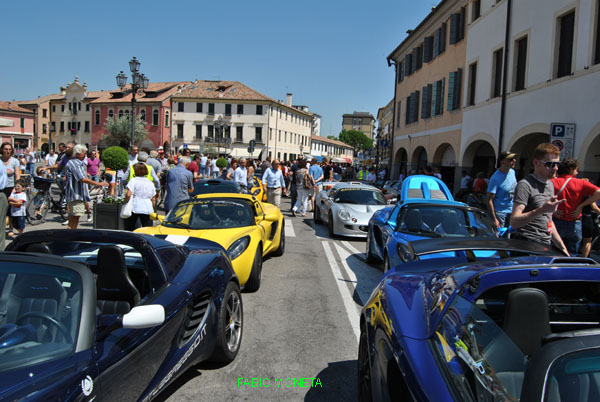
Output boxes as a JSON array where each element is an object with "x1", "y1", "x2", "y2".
[
  {"x1": 322, "y1": 241, "x2": 360, "y2": 343},
  {"x1": 341, "y1": 241, "x2": 364, "y2": 257},
  {"x1": 285, "y1": 219, "x2": 296, "y2": 237},
  {"x1": 334, "y1": 242, "x2": 382, "y2": 305}
]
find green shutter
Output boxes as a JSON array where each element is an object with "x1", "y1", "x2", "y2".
[
  {"x1": 414, "y1": 90, "x2": 420, "y2": 122},
  {"x1": 432, "y1": 81, "x2": 439, "y2": 115},
  {"x1": 448, "y1": 72, "x2": 456, "y2": 111},
  {"x1": 449, "y1": 14, "x2": 458, "y2": 44},
  {"x1": 421, "y1": 86, "x2": 428, "y2": 119},
  {"x1": 424, "y1": 37, "x2": 433, "y2": 62},
  {"x1": 440, "y1": 78, "x2": 446, "y2": 114}
]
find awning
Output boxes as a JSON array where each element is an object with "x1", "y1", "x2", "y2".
[
  {"x1": 344, "y1": 158, "x2": 352, "y2": 164},
  {"x1": 331, "y1": 157, "x2": 348, "y2": 163},
  {"x1": 311, "y1": 155, "x2": 324, "y2": 162}
]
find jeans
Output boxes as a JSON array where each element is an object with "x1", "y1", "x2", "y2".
[
  {"x1": 199, "y1": 165, "x2": 206, "y2": 177},
  {"x1": 293, "y1": 188, "x2": 310, "y2": 215},
  {"x1": 554, "y1": 219, "x2": 581, "y2": 256},
  {"x1": 290, "y1": 182, "x2": 297, "y2": 210},
  {"x1": 496, "y1": 212, "x2": 511, "y2": 228}
]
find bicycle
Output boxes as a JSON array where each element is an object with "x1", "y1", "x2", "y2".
[{"x1": 26, "y1": 175, "x2": 68, "y2": 225}]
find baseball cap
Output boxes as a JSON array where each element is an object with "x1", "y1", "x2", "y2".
[{"x1": 500, "y1": 151, "x2": 517, "y2": 160}]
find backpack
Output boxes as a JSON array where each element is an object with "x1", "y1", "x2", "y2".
[{"x1": 302, "y1": 170, "x2": 313, "y2": 189}]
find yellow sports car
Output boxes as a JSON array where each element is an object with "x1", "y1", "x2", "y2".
[
  {"x1": 249, "y1": 175, "x2": 267, "y2": 202},
  {"x1": 135, "y1": 193, "x2": 284, "y2": 292}
]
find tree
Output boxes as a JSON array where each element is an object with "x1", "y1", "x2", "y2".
[
  {"x1": 103, "y1": 115, "x2": 148, "y2": 149},
  {"x1": 338, "y1": 129, "x2": 373, "y2": 154},
  {"x1": 327, "y1": 135, "x2": 337, "y2": 140}
]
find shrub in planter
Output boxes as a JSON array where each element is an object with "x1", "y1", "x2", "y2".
[
  {"x1": 216, "y1": 157, "x2": 228, "y2": 169},
  {"x1": 101, "y1": 146, "x2": 129, "y2": 170}
]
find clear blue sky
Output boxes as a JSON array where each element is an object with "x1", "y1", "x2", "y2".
[{"x1": 2, "y1": 0, "x2": 437, "y2": 137}]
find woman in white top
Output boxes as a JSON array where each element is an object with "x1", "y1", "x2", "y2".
[{"x1": 124, "y1": 163, "x2": 157, "y2": 231}]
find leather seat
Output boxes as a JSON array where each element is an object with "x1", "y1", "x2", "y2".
[
  {"x1": 96, "y1": 246, "x2": 140, "y2": 315},
  {"x1": 25, "y1": 243, "x2": 52, "y2": 254},
  {"x1": 503, "y1": 288, "x2": 551, "y2": 356}
]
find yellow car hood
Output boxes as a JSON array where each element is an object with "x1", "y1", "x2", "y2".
[{"x1": 136, "y1": 224, "x2": 257, "y2": 249}]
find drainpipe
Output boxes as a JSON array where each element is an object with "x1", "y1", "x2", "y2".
[
  {"x1": 388, "y1": 58, "x2": 399, "y2": 179},
  {"x1": 498, "y1": 0, "x2": 512, "y2": 161}
]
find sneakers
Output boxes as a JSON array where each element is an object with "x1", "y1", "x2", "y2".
[
  {"x1": 62, "y1": 219, "x2": 69, "y2": 225},
  {"x1": 87, "y1": 213, "x2": 93, "y2": 222}
]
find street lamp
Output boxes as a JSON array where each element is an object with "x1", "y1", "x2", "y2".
[
  {"x1": 299, "y1": 143, "x2": 304, "y2": 160},
  {"x1": 116, "y1": 57, "x2": 149, "y2": 149},
  {"x1": 215, "y1": 116, "x2": 224, "y2": 156}
]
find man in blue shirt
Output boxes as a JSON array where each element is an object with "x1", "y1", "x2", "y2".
[
  {"x1": 165, "y1": 156, "x2": 194, "y2": 213},
  {"x1": 262, "y1": 159, "x2": 286, "y2": 208},
  {"x1": 487, "y1": 151, "x2": 518, "y2": 229},
  {"x1": 0, "y1": 161, "x2": 8, "y2": 251},
  {"x1": 308, "y1": 158, "x2": 324, "y2": 213}
]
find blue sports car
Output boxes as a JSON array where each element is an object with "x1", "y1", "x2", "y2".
[
  {"x1": 366, "y1": 175, "x2": 498, "y2": 272},
  {"x1": 359, "y1": 238, "x2": 600, "y2": 402},
  {"x1": 2, "y1": 229, "x2": 242, "y2": 401}
]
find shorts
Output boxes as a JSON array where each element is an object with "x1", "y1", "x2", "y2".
[
  {"x1": 11, "y1": 216, "x2": 25, "y2": 230},
  {"x1": 582, "y1": 214, "x2": 594, "y2": 238},
  {"x1": 68, "y1": 200, "x2": 86, "y2": 217}
]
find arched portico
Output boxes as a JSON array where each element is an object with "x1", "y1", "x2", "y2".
[
  {"x1": 411, "y1": 146, "x2": 428, "y2": 173},
  {"x1": 391, "y1": 147, "x2": 408, "y2": 178},
  {"x1": 433, "y1": 143, "x2": 456, "y2": 190},
  {"x1": 510, "y1": 132, "x2": 549, "y2": 179},
  {"x1": 461, "y1": 139, "x2": 496, "y2": 178}
]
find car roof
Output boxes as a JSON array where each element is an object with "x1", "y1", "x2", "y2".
[
  {"x1": 192, "y1": 193, "x2": 259, "y2": 201},
  {"x1": 331, "y1": 182, "x2": 379, "y2": 190},
  {"x1": 400, "y1": 175, "x2": 454, "y2": 202}
]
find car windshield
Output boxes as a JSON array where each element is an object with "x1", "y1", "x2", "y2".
[
  {"x1": 163, "y1": 199, "x2": 255, "y2": 229},
  {"x1": 398, "y1": 206, "x2": 496, "y2": 237},
  {"x1": 192, "y1": 180, "x2": 239, "y2": 196},
  {"x1": 333, "y1": 188, "x2": 386, "y2": 205},
  {"x1": 432, "y1": 295, "x2": 525, "y2": 401},
  {"x1": 0, "y1": 263, "x2": 82, "y2": 372}
]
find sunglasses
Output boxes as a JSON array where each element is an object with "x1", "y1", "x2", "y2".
[{"x1": 540, "y1": 160, "x2": 560, "y2": 168}]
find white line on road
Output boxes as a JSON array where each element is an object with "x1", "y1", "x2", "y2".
[
  {"x1": 341, "y1": 240, "x2": 364, "y2": 257},
  {"x1": 285, "y1": 218, "x2": 296, "y2": 237},
  {"x1": 334, "y1": 242, "x2": 382, "y2": 306},
  {"x1": 322, "y1": 241, "x2": 360, "y2": 343}
]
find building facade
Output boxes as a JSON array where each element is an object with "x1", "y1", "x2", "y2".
[
  {"x1": 18, "y1": 93, "x2": 62, "y2": 152},
  {"x1": 310, "y1": 135, "x2": 354, "y2": 163},
  {"x1": 91, "y1": 82, "x2": 188, "y2": 150},
  {"x1": 376, "y1": 99, "x2": 394, "y2": 167},
  {"x1": 342, "y1": 112, "x2": 376, "y2": 139},
  {"x1": 388, "y1": 0, "x2": 469, "y2": 189},
  {"x1": 171, "y1": 82, "x2": 313, "y2": 161},
  {"x1": 0, "y1": 101, "x2": 34, "y2": 150},
  {"x1": 461, "y1": 0, "x2": 600, "y2": 183}
]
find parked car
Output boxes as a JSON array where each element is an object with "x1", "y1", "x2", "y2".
[
  {"x1": 314, "y1": 182, "x2": 389, "y2": 238},
  {"x1": 358, "y1": 237, "x2": 600, "y2": 401},
  {"x1": 4, "y1": 229, "x2": 242, "y2": 401},
  {"x1": 137, "y1": 193, "x2": 284, "y2": 292},
  {"x1": 366, "y1": 175, "x2": 497, "y2": 272},
  {"x1": 191, "y1": 178, "x2": 241, "y2": 197}
]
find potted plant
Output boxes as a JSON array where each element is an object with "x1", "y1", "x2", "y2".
[{"x1": 94, "y1": 146, "x2": 130, "y2": 230}]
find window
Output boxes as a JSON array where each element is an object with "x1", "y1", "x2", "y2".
[
  {"x1": 256, "y1": 105, "x2": 263, "y2": 115},
  {"x1": 514, "y1": 36, "x2": 528, "y2": 91},
  {"x1": 195, "y1": 125, "x2": 202, "y2": 140},
  {"x1": 255, "y1": 127, "x2": 262, "y2": 143},
  {"x1": 61, "y1": 105, "x2": 65, "y2": 112},
  {"x1": 595, "y1": 0, "x2": 600, "y2": 64},
  {"x1": 433, "y1": 78, "x2": 446, "y2": 116},
  {"x1": 118, "y1": 110, "x2": 124, "y2": 118},
  {"x1": 556, "y1": 10, "x2": 575, "y2": 78},
  {"x1": 124, "y1": 110, "x2": 129, "y2": 117},
  {"x1": 397, "y1": 61, "x2": 404, "y2": 82},
  {"x1": 396, "y1": 101, "x2": 402, "y2": 127},
  {"x1": 86, "y1": 104, "x2": 90, "y2": 112},
  {"x1": 468, "y1": 62, "x2": 477, "y2": 106},
  {"x1": 84, "y1": 121, "x2": 90, "y2": 132},
  {"x1": 404, "y1": 53, "x2": 413, "y2": 76},
  {"x1": 225, "y1": 104, "x2": 232, "y2": 116},
  {"x1": 42, "y1": 123, "x2": 47, "y2": 134},
  {"x1": 405, "y1": 92, "x2": 420, "y2": 124},
  {"x1": 424, "y1": 36, "x2": 434, "y2": 62},
  {"x1": 60, "y1": 121, "x2": 65, "y2": 132},
  {"x1": 20, "y1": 118, "x2": 24, "y2": 128},
  {"x1": 236, "y1": 126, "x2": 243, "y2": 142},
  {"x1": 492, "y1": 48, "x2": 504, "y2": 98},
  {"x1": 42, "y1": 109, "x2": 47, "y2": 118},
  {"x1": 449, "y1": 8, "x2": 466, "y2": 44},
  {"x1": 152, "y1": 110, "x2": 158, "y2": 125},
  {"x1": 196, "y1": 103, "x2": 203, "y2": 113},
  {"x1": 208, "y1": 103, "x2": 215, "y2": 115},
  {"x1": 178, "y1": 102, "x2": 184, "y2": 112},
  {"x1": 78, "y1": 102, "x2": 81, "y2": 111},
  {"x1": 94, "y1": 110, "x2": 100, "y2": 125},
  {"x1": 67, "y1": 122, "x2": 71, "y2": 131},
  {"x1": 433, "y1": 23, "x2": 447, "y2": 59},
  {"x1": 165, "y1": 111, "x2": 169, "y2": 127},
  {"x1": 177, "y1": 124, "x2": 183, "y2": 139},
  {"x1": 52, "y1": 105, "x2": 56, "y2": 113},
  {"x1": 237, "y1": 104, "x2": 243, "y2": 114},
  {"x1": 69, "y1": 103, "x2": 72, "y2": 111},
  {"x1": 208, "y1": 125, "x2": 214, "y2": 137},
  {"x1": 472, "y1": 0, "x2": 481, "y2": 21},
  {"x1": 421, "y1": 84, "x2": 433, "y2": 118},
  {"x1": 448, "y1": 68, "x2": 463, "y2": 111},
  {"x1": 225, "y1": 126, "x2": 231, "y2": 139},
  {"x1": 140, "y1": 109, "x2": 146, "y2": 122}
]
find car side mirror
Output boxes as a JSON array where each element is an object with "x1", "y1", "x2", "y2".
[
  {"x1": 150, "y1": 213, "x2": 165, "y2": 222},
  {"x1": 122, "y1": 305, "x2": 165, "y2": 329},
  {"x1": 264, "y1": 212, "x2": 279, "y2": 222},
  {"x1": 387, "y1": 220, "x2": 397, "y2": 230},
  {"x1": 252, "y1": 188, "x2": 261, "y2": 196}
]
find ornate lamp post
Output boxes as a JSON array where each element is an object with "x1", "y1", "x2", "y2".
[{"x1": 116, "y1": 57, "x2": 149, "y2": 149}]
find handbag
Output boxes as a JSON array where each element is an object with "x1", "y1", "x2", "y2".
[{"x1": 120, "y1": 187, "x2": 134, "y2": 219}]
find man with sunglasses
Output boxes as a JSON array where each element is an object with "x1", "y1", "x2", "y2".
[{"x1": 510, "y1": 143, "x2": 569, "y2": 255}]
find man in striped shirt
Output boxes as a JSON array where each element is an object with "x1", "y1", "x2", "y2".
[{"x1": 65, "y1": 144, "x2": 108, "y2": 229}]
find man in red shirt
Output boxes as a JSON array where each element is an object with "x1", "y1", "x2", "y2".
[{"x1": 551, "y1": 158, "x2": 600, "y2": 255}]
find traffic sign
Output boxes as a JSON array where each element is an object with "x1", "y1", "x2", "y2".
[
  {"x1": 550, "y1": 123, "x2": 575, "y2": 158},
  {"x1": 249, "y1": 140, "x2": 256, "y2": 148},
  {"x1": 247, "y1": 146, "x2": 255, "y2": 154},
  {"x1": 381, "y1": 139, "x2": 389, "y2": 148}
]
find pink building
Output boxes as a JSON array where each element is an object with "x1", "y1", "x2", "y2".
[
  {"x1": 91, "y1": 82, "x2": 189, "y2": 150},
  {"x1": 0, "y1": 101, "x2": 35, "y2": 150}
]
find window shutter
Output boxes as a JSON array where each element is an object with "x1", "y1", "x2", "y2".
[
  {"x1": 412, "y1": 48, "x2": 418, "y2": 72},
  {"x1": 397, "y1": 62, "x2": 404, "y2": 82},
  {"x1": 459, "y1": 7, "x2": 466, "y2": 41},
  {"x1": 421, "y1": 86, "x2": 428, "y2": 119},
  {"x1": 441, "y1": 78, "x2": 445, "y2": 114},
  {"x1": 404, "y1": 54, "x2": 411, "y2": 76},
  {"x1": 448, "y1": 72, "x2": 456, "y2": 111},
  {"x1": 412, "y1": 91, "x2": 420, "y2": 123},
  {"x1": 450, "y1": 14, "x2": 458, "y2": 44},
  {"x1": 405, "y1": 96, "x2": 411, "y2": 125},
  {"x1": 424, "y1": 37, "x2": 433, "y2": 62},
  {"x1": 397, "y1": 101, "x2": 402, "y2": 128},
  {"x1": 432, "y1": 81, "x2": 439, "y2": 115},
  {"x1": 427, "y1": 84, "x2": 433, "y2": 117},
  {"x1": 416, "y1": 46, "x2": 423, "y2": 69},
  {"x1": 455, "y1": 68, "x2": 463, "y2": 109},
  {"x1": 433, "y1": 30, "x2": 440, "y2": 58},
  {"x1": 440, "y1": 23, "x2": 447, "y2": 53}
]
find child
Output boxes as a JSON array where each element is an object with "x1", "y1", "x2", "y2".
[{"x1": 8, "y1": 178, "x2": 27, "y2": 237}]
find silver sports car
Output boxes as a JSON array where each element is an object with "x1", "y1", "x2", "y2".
[{"x1": 314, "y1": 182, "x2": 388, "y2": 238}]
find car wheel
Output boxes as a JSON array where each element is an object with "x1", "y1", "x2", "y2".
[
  {"x1": 244, "y1": 245, "x2": 263, "y2": 292},
  {"x1": 366, "y1": 228, "x2": 378, "y2": 264},
  {"x1": 383, "y1": 252, "x2": 391, "y2": 273},
  {"x1": 272, "y1": 221, "x2": 285, "y2": 256},
  {"x1": 314, "y1": 204, "x2": 321, "y2": 224},
  {"x1": 209, "y1": 281, "x2": 243, "y2": 363},
  {"x1": 328, "y1": 213, "x2": 336, "y2": 238},
  {"x1": 357, "y1": 327, "x2": 373, "y2": 402}
]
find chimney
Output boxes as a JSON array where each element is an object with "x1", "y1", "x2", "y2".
[{"x1": 286, "y1": 93, "x2": 293, "y2": 106}]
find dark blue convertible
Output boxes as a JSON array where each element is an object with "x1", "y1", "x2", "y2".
[
  {"x1": 366, "y1": 175, "x2": 498, "y2": 272},
  {"x1": 359, "y1": 238, "x2": 600, "y2": 401},
  {"x1": 2, "y1": 229, "x2": 242, "y2": 401}
]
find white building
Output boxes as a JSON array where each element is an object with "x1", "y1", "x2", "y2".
[
  {"x1": 461, "y1": 0, "x2": 600, "y2": 180},
  {"x1": 310, "y1": 135, "x2": 354, "y2": 163},
  {"x1": 171, "y1": 82, "x2": 314, "y2": 161}
]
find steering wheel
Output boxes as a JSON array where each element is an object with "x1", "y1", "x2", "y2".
[{"x1": 16, "y1": 312, "x2": 73, "y2": 344}]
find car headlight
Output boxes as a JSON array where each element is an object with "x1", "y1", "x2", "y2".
[
  {"x1": 227, "y1": 236, "x2": 250, "y2": 260},
  {"x1": 338, "y1": 209, "x2": 351, "y2": 221}
]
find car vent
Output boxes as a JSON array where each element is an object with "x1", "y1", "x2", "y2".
[
  {"x1": 178, "y1": 292, "x2": 211, "y2": 347},
  {"x1": 269, "y1": 221, "x2": 279, "y2": 241},
  {"x1": 550, "y1": 257, "x2": 598, "y2": 265}
]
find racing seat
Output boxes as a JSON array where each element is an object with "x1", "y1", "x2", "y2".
[
  {"x1": 503, "y1": 288, "x2": 551, "y2": 357},
  {"x1": 25, "y1": 243, "x2": 52, "y2": 254},
  {"x1": 6, "y1": 275, "x2": 67, "y2": 342},
  {"x1": 96, "y1": 245, "x2": 140, "y2": 315},
  {"x1": 434, "y1": 210, "x2": 468, "y2": 235},
  {"x1": 190, "y1": 204, "x2": 219, "y2": 228},
  {"x1": 404, "y1": 209, "x2": 429, "y2": 232}
]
